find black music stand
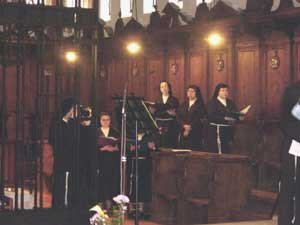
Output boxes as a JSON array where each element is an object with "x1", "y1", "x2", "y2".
[{"x1": 114, "y1": 95, "x2": 158, "y2": 225}]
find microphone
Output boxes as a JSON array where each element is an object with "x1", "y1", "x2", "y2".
[{"x1": 291, "y1": 99, "x2": 300, "y2": 120}]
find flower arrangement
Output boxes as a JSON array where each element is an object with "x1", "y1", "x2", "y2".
[
  {"x1": 89, "y1": 195, "x2": 130, "y2": 225},
  {"x1": 89, "y1": 205, "x2": 110, "y2": 225}
]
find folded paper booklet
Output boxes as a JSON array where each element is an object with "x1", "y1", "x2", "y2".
[
  {"x1": 289, "y1": 140, "x2": 300, "y2": 157},
  {"x1": 240, "y1": 105, "x2": 251, "y2": 115},
  {"x1": 97, "y1": 136, "x2": 119, "y2": 147}
]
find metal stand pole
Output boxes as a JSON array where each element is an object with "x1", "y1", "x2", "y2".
[
  {"x1": 135, "y1": 120, "x2": 139, "y2": 225},
  {"x1": 120, "y1": 83, "x2": 128, "y2": 196},
  {"x1": 120, "y1": 83, "x2": 128, "y2": 224}
]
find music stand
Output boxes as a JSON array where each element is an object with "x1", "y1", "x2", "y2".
[{"x1": 114, "y1": 95, "x2": 158, "y2": 225}]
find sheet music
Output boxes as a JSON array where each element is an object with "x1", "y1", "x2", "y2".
[
  {"x1": 291, "y1": 101, "x2": 300, "y2": 120},
  {"x1": 289, "y1": 140, "x2": 300, "y2": 157},
  {"x1": 240, "y1": 105, "x2": 251, "y2": 115}
]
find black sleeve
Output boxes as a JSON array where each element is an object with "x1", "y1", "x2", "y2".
[
  {"x1": 169, "y1": 96, "x2": 179, "y2": 110},
  {"x1": 207, "y1": 100, "x2": 226, "y2": 123},
  {"x1": 208, "y1": 99, "x2": 238, "y2": 123}
]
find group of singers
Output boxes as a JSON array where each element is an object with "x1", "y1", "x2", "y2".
[
  {"x1": 48, "y1": 81, "x2": 243, "y2": 217},
  {"x1": 153, "y1": 81, "x2": 242, "y2": 153},
  {"x1": 48, "y1": 100, "x2": 155, "y2": 217}
]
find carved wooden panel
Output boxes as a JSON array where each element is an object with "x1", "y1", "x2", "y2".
[
  {"x1": 167, "y1": 55, "x2": 185, "y2": 102},
  {"x1": 146, "y1": 57, "x2": 164, "y2": 101},
  {"x1": 190, "y1": 52, "x2": 208, "y2": 101},
  {"x1": 236, "y1": 48, "x2": 259, "y2": 120},
  {"x1": 106, "y1": 59, "x2": 128, "y2": 112},
  {"x1": 263, "y1": 30, "x2": 291, "y2": 119},
  {"x1": 265, "y1": 47, "x2": 290, "y2": 119},
  {"x1": 127, "y1": 58, "x2": 146, "y2": 97}
]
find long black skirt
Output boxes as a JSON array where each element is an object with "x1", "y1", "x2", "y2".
[{"x1": 98, "y1": 152, "x2": 120, "y2": 202}]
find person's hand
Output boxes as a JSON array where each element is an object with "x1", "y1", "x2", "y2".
[
  {"x1": 147, "y1": 141, "x2": 156, "y2": 150},
  {"x1": 101, "y1": 145, "x2": 118, "y2": 152},
  {"x1": 100, "y1": 145, "x2": 110, "y2": 151},
  {"x1": 130, "y1": 145, "x2": 140, "y2": 151},
  {"x1": 183, "y1": 124, "x2": 191, "y2": 137},
  {"x1": 149, "y1": 106, "x2": 156, "y2": 114},
  {"x1": 183, "y1": 124, "x2": 192, "y2": 131},
  {"x1": 167, "y1": 109, "x2": 176, "y2": 116}
]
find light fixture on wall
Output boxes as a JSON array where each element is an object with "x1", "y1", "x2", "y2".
[
  {"x1": 216, "y1": 53, "x2": 224, "y2": 72},
  {"x1": 126, "y1": 41, "x2": 142, "y2": 55},
  {"x1": 207, "y1": 32, "x2": 224, "y2": 47},
  {"x1": 270, "y1": 50, "x2": 280, "y2": 69},
  {"x1": 65, "y1": 50, "x2": 78, "y2": 63},
  {"x1": 170, "y1": 63, "x2": 178, "y2": 75}
]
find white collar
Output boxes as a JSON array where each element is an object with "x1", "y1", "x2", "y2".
[
  {"x1": 217, "y1": 96, "x2": 227, "y2": 107},
  {"x1": 189, "y1": 98, "x2": 197, "y2": 108},
  {"x1": 101, "y1": 127, "x2": 110, "y2": 137},
  {"x1": 162, "y1": 95, "x2": 169, "y2": 104}
]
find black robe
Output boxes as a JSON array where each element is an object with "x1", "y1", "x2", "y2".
[
  {"x1": 177, "y1": 99, "x2": 207, "y2": 150},
  {"x1": 97, "y1": 127, "x2": 120, "y2": 202},
  {"x1": 154, "y1": 95, "x2": 179, "y2": 148},
  {"x1": 279, "y1": 81, "x2": 300, "y2": 225},
  {"x1": 207, "y1": 98, "x2": 238, "y2": 154},
  {"x1": 78, "y1": 123, "x2": 98, "y2": 206},
  {"x1": 49, "y1": 117, "x2": 78, "y2": 208}
]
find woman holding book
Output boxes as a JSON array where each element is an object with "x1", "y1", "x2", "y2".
[
  {"x1": 177, "y1": 85, "x2": 207, "y2": 150},
  {"x1": 153, "y1": 81, "x2": 179, "y2": 148},
  {"x1": 97, "y1": 112, "x2": 120, "y2": 210},
  {"x1": 207, "y1": 83, "x2": 242, "y2": 154}
]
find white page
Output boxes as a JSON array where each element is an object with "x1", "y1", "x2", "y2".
[
  {"x1": 291, "y1": 101, "x2": 300, "y2": 120},
  {"x1": 289, "y1": 140, "x2": 300, "y2": 157},
  {"x1": 240, "y1": 105, "x2": 251, "y2": 115}
]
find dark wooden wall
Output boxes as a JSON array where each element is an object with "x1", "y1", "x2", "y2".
[
  {"x1": 99, "y1": 17, "x2": 300, "y2": 191},
  {"x1": 101, "y1": 28, "x2": 299, "y2": 121}
]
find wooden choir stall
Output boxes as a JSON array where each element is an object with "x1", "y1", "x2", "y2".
[{"x1": 151, "y1": 149, "x2": 251, "y2": 225}]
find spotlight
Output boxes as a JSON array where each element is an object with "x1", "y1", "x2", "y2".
[
  {"x1": 65, "y1": 50, "x2": 78, "y2": 63},
  {"x1": 126, "y1": 41, "x2": 141, "y2": 55},
  {"x1": 207, "y1": 33, "x2": 224, "y2": 47}
]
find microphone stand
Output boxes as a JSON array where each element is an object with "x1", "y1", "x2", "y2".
[
  {"x1": 134, "y1": 120, "x2": 139, "y2": 225},
  {"x1": 120, "y1": 82, "x2": 127, "y2": 225},
  {"x1": 120, "y1": 70, "x2": 154, "y2": 225},
  {"x1": 120, "y1": 82, "x2": 128, "y2": 196},
  {"x1": 120, "y1": 82, "x2": 140, "y2": 225}
]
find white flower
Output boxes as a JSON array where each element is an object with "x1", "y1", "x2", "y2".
[{"x1": 113, "y1": 195, "x2": 130, "y2": 204}]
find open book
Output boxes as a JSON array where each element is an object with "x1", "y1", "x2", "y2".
[
  {"x1": 240, "y1": 105, "x2": 251, "y2": 115},
  {"x1": 97, "y1": 136, "x2": 119, "y2": 147}
]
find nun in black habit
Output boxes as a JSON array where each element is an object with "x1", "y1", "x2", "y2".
[
  {"x1": 278, "y1": 81, "x2": 300, "y2": 225},
  {"x1": 97, "y1": 112, "x2": 120, "y2": 210},
  {"x1": 177, "y1": 85, "x2": 207, "y2": 150},
  {"x1": 49, "y1": 97, "x2": 79, "y2": 208},
  {"x1": 153, "y1": 81, "x2": 179, "y2": 148},
  {"x1": 207, "y1": 83, "x2": 240, "y2": 154}
]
